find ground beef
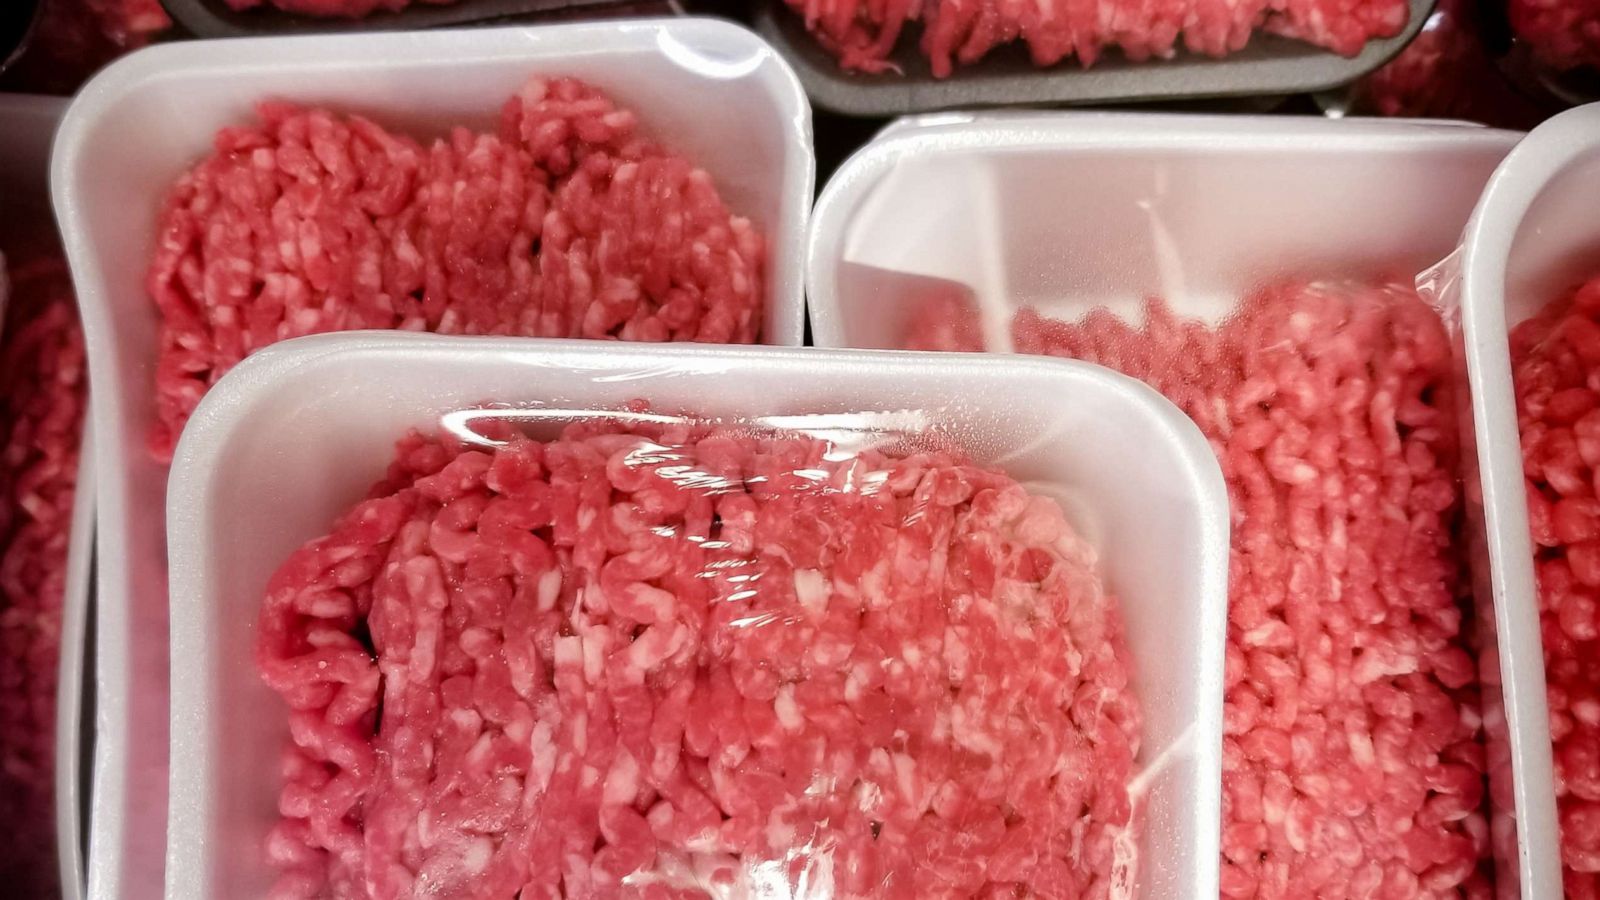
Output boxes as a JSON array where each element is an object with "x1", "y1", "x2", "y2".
[
  {"x1": 786, "y1": 0, "x2": 1410, "y2": 77},
  {"x1": 1347, "y1": 0, "x2": 1545, "y2": 129},
  {"x1": 257, "y1": 417, "x2": 1140, "y2": 899},
  {"x1": 905, "y1": 279, "x2": 1491, "y2": 897},
  {"x1": 0, "y1": 242, "x2": 88, "y2": 899},
  {"x1": 1509, "y1": 270, "x2": 1600, "y2": 897},
  {"x1": 1508, "y1": 0, "x2": 1600, "y2": 72},
  {"x1": 147, "y1": 77, "x2": 764, "y2": 462}
]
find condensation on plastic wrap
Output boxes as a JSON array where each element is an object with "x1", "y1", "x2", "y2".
[
  {"x1": 900, "y1": 276, "x2": 1494, "y2": 897},
  {"x1": 247, "y1": 404, "x2": 1149, "y2": 899}
]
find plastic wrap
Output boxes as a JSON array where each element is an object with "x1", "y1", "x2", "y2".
[
  {"x1": 0, "y1": 93, "x2": 93, "y2": 900},
  {"x1": 50, "y1": 22, "x2": 813, "y2": 900},
  {"x1": 808, "y1": 112, "x2": 1543, "y2": 897},
  {"x1": 161, "y1": 335, "x2": 1228, "y2": 898},
  {"x1": 1455, "y1": 102, "x2": 1600, "y2": 900}
]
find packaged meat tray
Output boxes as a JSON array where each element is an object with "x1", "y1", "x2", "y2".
[
  {"x1": 807, "y1": 111, "x2": 1562, "y2": 898},
  {"x1": 0, "y1": 92, "x2": 94, "y2": 900},
  {"x1": 756, "y1": 0, "x2": 1435, "y2": 115},
  {"x1": 49, "y1": 19, "x2": 812, "y2": 898},
  {"x1": 1455, "y1": 101, "x2": 1600, "y2": 899},
  {"x1": 161, "y1": 334, "x2": 1228, "y2": 898}
]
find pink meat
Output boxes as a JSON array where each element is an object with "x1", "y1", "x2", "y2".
[
  {"x1": 1508, "y1": 0, "x2": 1600, "y2": 72},
  {"x1": 1260, "y1": 0, "x2": 1409, "y2": 57},
  {"x1": 785, "y1": 0, "x2": 1408, "y2": 76},
  {"x1": 147, "y1": 77, "x2": 764, "y2": 462},
  {"x1": 221, "y1": 0, "x2": 456, "y2": 16},
  {"x1": 0, "y1": 243, "x2": 88, "y2": 898},
  {"x1": 905, "y1": 279, "x2": 1491, "y2": 898},
  {"x1": 257, "y1": 418, "x2": 1141, "y2": 899},
  {"x1": 1510, "y1": 271, "x2": 1600, "y2": 898}
]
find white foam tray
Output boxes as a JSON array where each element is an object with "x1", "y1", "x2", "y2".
[
  {"x1": 0, "y1": 91, "x2": 91, "y2": 900},
  {"x1": 1458, "y1": 101, "x2": 1600, "y2": 897},
  {"x1": 805, "y1": 112, "x2": 1558, "y2": 896},
  {"x1": 49, "y1": 20, "x2": 812, "y2": 899},
  {"x1": 164, "y1": 335, "x2": 1227, "y2": 898},
  {"x1": 809, "y1": 112, "x2": 1519, "y2": 341}
]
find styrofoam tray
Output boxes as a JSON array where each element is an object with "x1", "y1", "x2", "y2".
[
  {"x1": 1457, "y1": 101, "x2": 1600, "y2": 897},
  {"x1": 49, "y1": 19, "x2": 812, "y2": 899},
  {"x1": 164, "y1": 335, "x2": 1227, "y2": 898},
  {"x1": 804, "y1": 112, "x2": 1558, "y2": 896},
  {"x1": 0, "y1": 91, "x2": 92, "y2": 900}
]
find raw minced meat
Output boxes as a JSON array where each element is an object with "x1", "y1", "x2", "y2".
[
  {"x1": 905, "y1": 279, "x2": 1491, "y2": 898},
  {"x1": 257, "y1": 417, "x2": 1141, "y2": 899},
  {"x1": 1508, "y1": 0, "x2": 1600, "y2": 72},
  {"x1": 0, "y1": 243, "x2": 88, "y2": 898},
  {"x1": 147, "y1": 77, "x2": 764, "y2": 462},
  {"x1": 1509, "y1": 271, "x2": 1600, "y2": 897},
  {"x1": 0, "y1": 0, "x2": 170, "y2": 94},
  {"x1": 1348, "y1": 0, "x2": 1543, "y2": 129},
  {"x1": 785, "y1": 0, "x2": 1410, "y2": 77}
]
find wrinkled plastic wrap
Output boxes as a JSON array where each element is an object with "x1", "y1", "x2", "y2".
[
  {"x1": 161, "y1": 337, "x2": 1226, "y2": 898},
  {"x1": 807, "y1": 115, "x2": 1532, "y2": 898}
]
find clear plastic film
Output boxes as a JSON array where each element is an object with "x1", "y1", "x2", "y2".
[
  {"x1": 161, "y1": 336, "x2": 1228, "y2": 899},
  {"x1": 810, "y1": 115, "x2": 1529, "y2": 898}
]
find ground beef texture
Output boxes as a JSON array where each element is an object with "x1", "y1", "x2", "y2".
[
  {"x1": 147, "y1": 77, "x2": 765, "y2": 461},
  {"x1": 257, "y1": 418, "x2": 1141, "y2": 899}
]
